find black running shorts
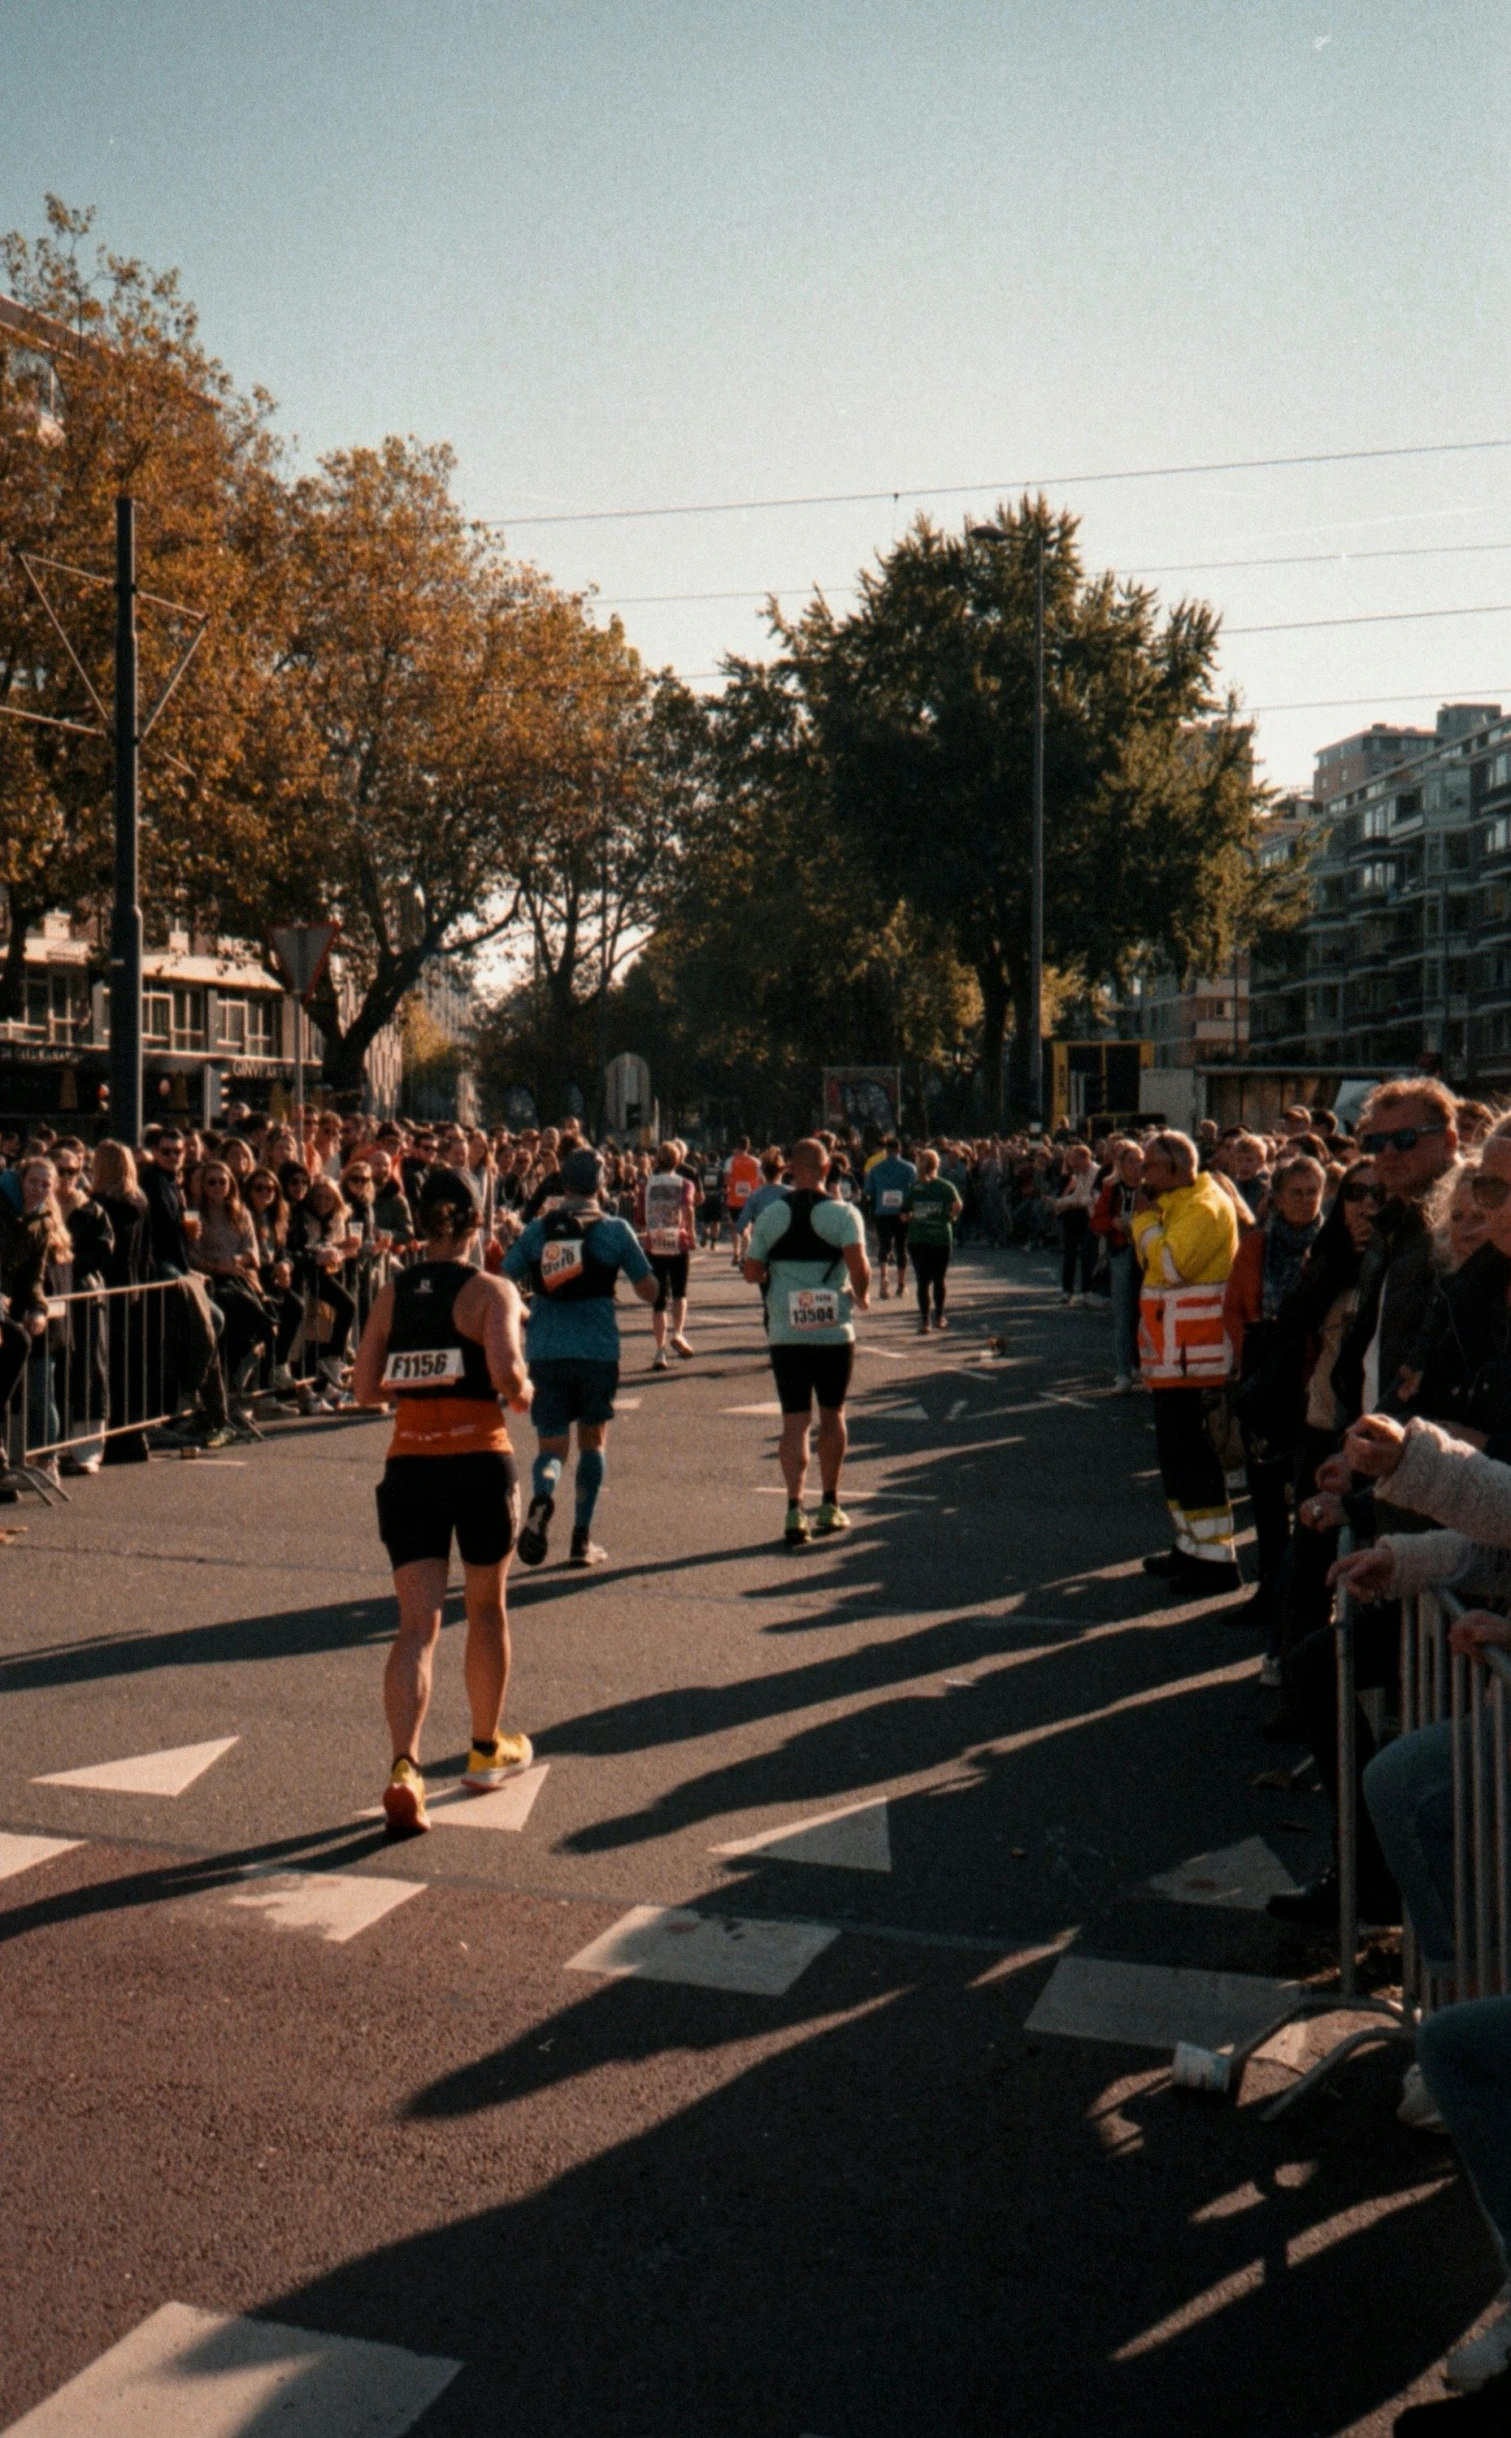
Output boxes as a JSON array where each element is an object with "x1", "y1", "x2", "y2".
[
  {"x1": 650, "y1": 1251, "x2": 690, "y2": 1309},
  {"x1": 875, "y1": 1216, "x2": 906, "y2": 1258},
  {"x1": 376, "y1": 1451, "x2": 520, "y2": 1570},
  {"x1": 768, "y1": 1343, "x2": 854, "y2": 1415}
]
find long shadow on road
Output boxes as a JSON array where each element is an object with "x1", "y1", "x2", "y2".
[{"x1": 254, "y1": 1931, "x2": 1491, "y2": 2438}]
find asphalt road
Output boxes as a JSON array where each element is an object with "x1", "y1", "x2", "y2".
[{"x1": 0, "y1": 1247, "x2": 1497, "y2": 2436}]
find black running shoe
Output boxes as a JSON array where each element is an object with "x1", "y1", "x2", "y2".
[{"x1": 518, "y1": 1494, "x2": 553, "y2": 1567}]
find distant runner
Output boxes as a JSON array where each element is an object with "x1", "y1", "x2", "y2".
[
  {"x1": 903, "y1": 1148, "x2": 962, "y2": 1332},
  {"x1": 504, "y1": 1148, "x2": 658, "y2": 1566},
  {"x1": 744, "y1": 1136, "x2": 870, "y2": 1545},
  {"x1": 698, "y1": 1151, "x2": 726, "y2": 1249},
  {"x1": 638, "y1": 1141, "x2": 698, "y2": 1370},
  {"x1": 724, "y1": 1136, "x2": 762, "y2": 1268},
  {"x1": 864, "y1": 1134, "x2": 916, "y2": 1302},
  {"x1": 351, "y1": 1168, "x2": 533, "y2": 1837}
]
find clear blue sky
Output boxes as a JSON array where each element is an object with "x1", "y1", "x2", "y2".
[{"x1": 5, "y1": 0, "x2": 1510, "y2": 788}]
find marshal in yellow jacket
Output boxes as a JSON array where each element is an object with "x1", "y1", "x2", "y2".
[{"x1": 1130, "y1": 1171, "x2": 1239, "y2": 1289}]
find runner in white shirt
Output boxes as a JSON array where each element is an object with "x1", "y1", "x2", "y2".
[{"x1": 637, "y1": 1142, "x2": 698, "y2": 1369}]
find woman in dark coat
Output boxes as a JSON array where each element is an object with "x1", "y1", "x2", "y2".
[{"x1": 90, "y1": 1140, "x2": 153, "y2": 1465}]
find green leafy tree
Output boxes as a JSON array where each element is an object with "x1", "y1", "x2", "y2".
[{"x1": 777, "y1": 497, "x2": 1287, "y2": 1121}]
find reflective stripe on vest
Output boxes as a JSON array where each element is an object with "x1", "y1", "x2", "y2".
[{"x1": 1138, "y1": 1282, "x2": 1229, "y2": 1385}]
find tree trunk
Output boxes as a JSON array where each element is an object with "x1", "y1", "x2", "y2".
[{"x1": 0, "y1": 898, "x2": 37, "y2": 1023}]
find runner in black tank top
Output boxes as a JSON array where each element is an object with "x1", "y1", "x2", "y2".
[{"x1": 351, "y1": 1168, "x2": 533, "y2": 1836}]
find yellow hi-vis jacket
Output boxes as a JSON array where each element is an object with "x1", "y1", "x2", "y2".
[{"x1": 1131, "y1": 1171, "x2": 1240, "y2": 1386}]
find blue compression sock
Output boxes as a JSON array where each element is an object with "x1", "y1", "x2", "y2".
[
  {"x1": 574, "y1": 1447, "x2": 605, "y2": 1530},
  {"x1": 531, "y1": 1452, "x2": 563, "y2": 1504}
]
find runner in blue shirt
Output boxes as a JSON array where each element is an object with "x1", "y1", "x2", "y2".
[
  {"x1": 503, "y1": 1149, "x2": 657, "y2": 1567},
  {"x1": 864, "y1": 1137, "x2": 917, "y2": 1302}
]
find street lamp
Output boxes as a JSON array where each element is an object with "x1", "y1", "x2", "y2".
[{"x1": 969, "y1": 519, "x2": 1045, "y2": 1132}]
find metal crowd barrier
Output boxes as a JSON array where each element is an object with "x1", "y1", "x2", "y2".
[
  {"x1": 1261, "y1": 1560, "x2": 1511, "y2": 2115},
  {"x1": 2, "y1": 1248, "x2": 411, "y2": 1495},
  {"x1": 1416, "y1": 1583, "x2": 1511, "y2": 2011},
  {"x1": 3, "y1": 1277, "x2": 204, "y2": 1492}
]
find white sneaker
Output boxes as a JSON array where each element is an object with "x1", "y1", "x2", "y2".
[
  {"x1": 1446, "y1": 2284, "x2": 1511, "y2": 2390},
  {"x1": 1113, "y1": 1373, "x2": 1132, "y2": 1393},
  {"x1": 1259, "y1": 1655, "x2": 1283, "y2": 1689},
  {"x1": 652, "y1": 1347, "x2": 669, "y2": 1371},
  {"x1": 1398, "y1": 2060, "x2": 1446, "y2": 2133}
]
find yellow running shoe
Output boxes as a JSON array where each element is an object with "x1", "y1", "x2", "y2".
[
  {"x1": 814, "y1": 1499, "x2": 849, "y2": 1534},
  {"x1": 382, "y1": 1756, "x2": 429, "y2": 1836},
  {"x1": 461, "y1": 1731, "x2": 535, "y2": 1791}
]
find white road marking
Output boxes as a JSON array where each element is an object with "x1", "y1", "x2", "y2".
[
  {"x1": 3, "y1": 2300, "x2": 460, "y2": 2435},
  {"x1": 1025, "y1": 1956, "x2": 1296, "y2": 2053},
  {"x1": 616, "y1": 1396, "x2": 642, "y2": 1409},
  {"x1": 854, "y1": 1346, "x2": 907, "y2": 1360},
  {"x1": 0, "y1": 1831, "x2": 83, "y2": 1881},
  {"x1": 566, "y1": 1903, "x2": 839, "y2": 1995},
  {"x1": 225, "y1": 1868, "x2": 424, "y2": 1944},
  {"x1": 723, "y1": 1400, "x2": 783, "y2": 1415},
  {"x1": 860, "y1": 1401, "x2": 929, "y2": 1421},
  {"x1": 1149, "y1": 1836, "x2": 1299, "y2": 1913},
  {"x1": 33, "y1": 1737, "x2": 239, "y2": 1797},
  {"x1": 427, "y1": 1764, "x2": 549, "y2": 1832},
  {"x1": 713, "y1": 1797, "x2": 891, "y2": 1874},
  {"x1": 947, "y1": 1398, "x2": 967, "y2": 1420}
]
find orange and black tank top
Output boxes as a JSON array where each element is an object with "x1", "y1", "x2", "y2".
[{"x1": 384, "y1": 1261, "x2": 511, "y2": 1457}]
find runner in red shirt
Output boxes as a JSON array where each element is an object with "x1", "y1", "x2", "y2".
[{"x1": 724, "y1": 1136, "x2": 762, "y2": 1269}]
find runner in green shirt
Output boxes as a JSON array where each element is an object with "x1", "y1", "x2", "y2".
[{"x1": 902, "y1": 1150, "x2": 962, "y2": 1333}]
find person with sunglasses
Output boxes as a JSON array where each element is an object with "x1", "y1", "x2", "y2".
[{"x1": 1272, "y1": 1083, "x2": 1459, "y2": 1928}]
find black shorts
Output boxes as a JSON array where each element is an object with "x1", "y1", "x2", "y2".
[
  {"x1": 875, "y1": 1215, "x2": 906, "y2": 1257},
  {"x1": 769, "y1": 1343, "x2": 854, "y2": 1415},
  {"x1": 650, "y1": 1251, "x2": 690, "y2": 1309},
  {"x1": 376, "y1": 1451, "x2": 520, "y2": 1570}
]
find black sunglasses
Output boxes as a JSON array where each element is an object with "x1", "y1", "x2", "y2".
[{"x1": 1359, "y1": 1124, "x2": 1445, "y2": 1155}]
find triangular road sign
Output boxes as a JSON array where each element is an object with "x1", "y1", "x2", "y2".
[{"x1": 269, "y1": 922, "x2": 340, "y2": 1004}]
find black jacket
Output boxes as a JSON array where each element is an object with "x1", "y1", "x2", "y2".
[
  {"x1": 1331, "y1": 1196, "x2": 1435, "y2": 1425},
  {"x1": 1402, "y1": 1242, "x2": 1511, "y2": 1461}
]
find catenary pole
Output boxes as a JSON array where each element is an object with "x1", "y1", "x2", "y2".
[
  {"x1": 110, "y1": 496, "x2": 142, "y2": 1145},
  {"x1": 1030, "y1": 526, "x2": 1045, "y2": 1130}
]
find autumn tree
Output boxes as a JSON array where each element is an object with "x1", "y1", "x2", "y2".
[{"x1": 0, "y1": 198, "x2": 291, "y2": 1014}]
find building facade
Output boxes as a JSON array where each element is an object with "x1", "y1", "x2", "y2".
[
  {"x1": 0, "y1": 904, "x2": 402, "y2": 1127},
  {"x1": 1249, "y1": 703, "x2": 1511, "y2": 1089}
]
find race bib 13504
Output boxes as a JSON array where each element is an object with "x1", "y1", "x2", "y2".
[{"x1": 788, "y1": 1288, "x2": 839, "y2": 1331}]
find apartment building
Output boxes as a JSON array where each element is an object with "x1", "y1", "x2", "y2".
[
  {"x1": 1249, "y1": 703, "x2": 1511, "y2": 1088},
  {"x1": 0, "y1": 904, "x2": 401, "y2": 1127}
]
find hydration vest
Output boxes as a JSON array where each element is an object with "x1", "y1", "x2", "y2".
[
  {"x1": 383, "y1": 1262, "x2": 496, "y2": 1403},
  {"x1": 764, "y1": 1189, "x2": 844, "y2": 1277},
  {"x1": 530, "y1": 1205, "x2": 620, "y2": 1301}
]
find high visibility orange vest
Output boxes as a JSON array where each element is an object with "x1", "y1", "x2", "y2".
[{"x1": 1138, "y1": 1282, "x2": 1229, "y2": 1385}]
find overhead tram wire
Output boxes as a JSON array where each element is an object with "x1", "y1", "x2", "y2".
[
  {"x1": 487, "y1": 435, "x2": 1511, "y2": 531},
  {"x1": 592, "y1": 537, "x2": 1511, "y2": 613}
]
